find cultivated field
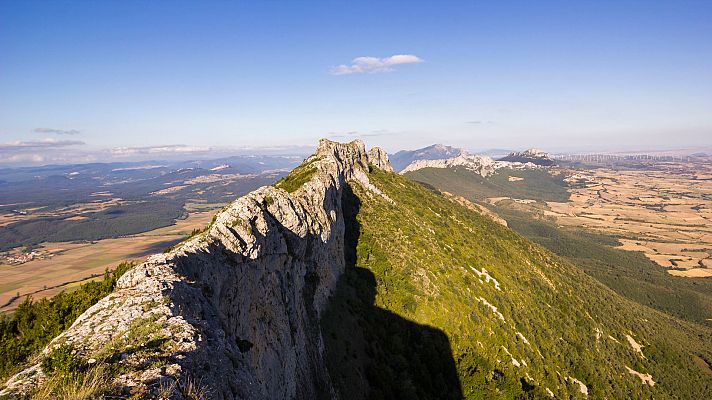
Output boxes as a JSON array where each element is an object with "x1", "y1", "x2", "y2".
[
  {"x1": 0, "y1": 198, "x2": 123, "y2": 228},
  {"x1": 543, "y1": 161, "x2": 712, "y2": 277},
  {"x1": 0, "y1": 208, "x2": 219, "y2": 312}
]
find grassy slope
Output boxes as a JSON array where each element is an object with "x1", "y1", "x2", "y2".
[
  {"x1": 406, "y1": 166, "x2": 712, "y2": 327},
  {"x1": 326, "y1": 168, "x2": 712, "y2": 399},
  {"x1": 405, "y1": 167, "x2": 570, "y2": 202},
  {"x1": 497, "y1": 206, "x2": 712, "y2": 327}
]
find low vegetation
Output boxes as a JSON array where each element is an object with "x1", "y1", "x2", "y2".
[
  {"x1": 30, "y1": 324, "x2": 188, "y2": 399},
  {"x1": 405, "y1": 166, "x2": 570, "y2": 202},
  {"x1": 409, "y1": 164, "x2": 712, "y2": 327},
  {"x1": 0, "y1": 262, "x2": 134, "y2": 380},
  {"x1": 496, "y1": 206, "x2": 712, "y2": 326},
  {"x1": 322, "y1": 168, "x2": 712, "y2": 398},
  {"x1": 274, "y1": 156, "x2": 322, "y2": 193},
  {"x1": 35, "y1": 353, "x2": 108, "y2": 400}
]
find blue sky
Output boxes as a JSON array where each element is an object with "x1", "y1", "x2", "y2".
[{"x1": 1, "y1": 1, "x2": 711, "y2": 165}]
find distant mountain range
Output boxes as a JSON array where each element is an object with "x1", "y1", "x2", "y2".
[
  {"x1": 390, "y1": 144, "x2": 555, "y2": 172},
  {"x1": 389, "y1": 144, "x2": 463, "y2": 171}
]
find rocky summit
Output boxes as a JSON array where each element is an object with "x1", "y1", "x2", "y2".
[
  {"x1": 399, "y1": 151, "x2": 541, "y2": 177},
  {"x1": 3, "y1": 139, "x2": 711, "y2": 400},
  {"x1": 499, "y1": 148, "x2": 555, "y2": 166}
]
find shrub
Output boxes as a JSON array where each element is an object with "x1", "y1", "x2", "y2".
[{"x1": 0, "y1": 262, "x2": 134, "y2": 379}]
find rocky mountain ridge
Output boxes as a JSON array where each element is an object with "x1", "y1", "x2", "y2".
[
  {"x1": 389, "y1": 144, "x2": 463, "y2": 172},
  {"x1": 399, "y1": 151, "x2": 542, "y2": 177},
  {"x1": 499, "y1": 148, "x2": 555, "y2": 166},
  {"x1": 2, "y1": 139, "x2": 392, "y2": 399},
  {"x1": 3, "y1": 140, "x2": 711, "y2": 399}
]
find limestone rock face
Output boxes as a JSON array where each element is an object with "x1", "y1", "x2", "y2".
[
  {"x1": 498, "y1": 148, "x2": 555, "y2": 166},
  {"x1": 2, "y1": 139, "x2": 393, "y2": 399},
  {"x1": 400, "y1": 151, "x2": 540, "y2": 177},
  {"x1": 367, "y1": 147, "x2": 394, "y2": 172}
]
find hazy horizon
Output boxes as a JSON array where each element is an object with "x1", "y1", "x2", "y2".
[{"x1": 2, "y1": 1, "x2": 711, "y2": 166}]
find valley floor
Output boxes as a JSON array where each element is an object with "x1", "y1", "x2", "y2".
[
  {"x1": 546, "y1": 162, "x2": 712, "y2": 277},
  {"x1": 0, "y1": 208, "x2": 219, "y2": 312}
]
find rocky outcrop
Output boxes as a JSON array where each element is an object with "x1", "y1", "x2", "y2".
[
  {"x1": 2, "y1": 139, "x2": 393, "y2": 399},
  {"x1": 367, "y1": 147, "x2": 394, "y2": 172},
  {"x1": 499, "y1": 148, "x2": 555, "y2": 166},
  {"x1": 400, "y1": 151, "x2": 540, "y2": 177}
]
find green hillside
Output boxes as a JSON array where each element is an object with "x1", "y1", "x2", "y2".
[
  {"x1": 497, "y1": 206, "x2": 712, "y2": 327},
  {"x1": 405, "y1": 166, "x2": 712, "y2": 328},
  {"x1": 322, "y1": 167, "x2": 712, "y2": 399},
  {"x1": 405, "y1": 166, "x2": 570, "y2": 202}
]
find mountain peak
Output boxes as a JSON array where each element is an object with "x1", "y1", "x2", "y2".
[
  {"x1": 315, "y1": 138, "x2": 393, "y2": 173},
  {"x1": 522, "y1": 148, "x2": 546, "y2": 156},
  {"x1": 499, "y1": 148, "x2": 555, "y2": 166},
  {"x1": 390, "y1": 144, "x2": 464, "y2": 172}
]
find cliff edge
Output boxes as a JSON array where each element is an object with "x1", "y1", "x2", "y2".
[{"x1": 2, "y1": 139, "x2": 392, "y2": 399}]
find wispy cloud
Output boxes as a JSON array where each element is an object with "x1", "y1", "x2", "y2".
[
  {"x1": 0, "y1": 141, "x2": 312, "y2": 166},
  {"x1": 109, "y1": 144, "x2": 212, "y2": 156},
  {"x1": 466, "y1": 120, "x2": 495, "y2": 125},
  {"x1": 0, "y1": 139, "x2": 85, "y2": 151},
  {"x1": 33, "y1": 127, "x2": 81, "y2": 135},
  {"x1": 329, "y1": 54, "x2": 423, "y2": 75},
  {"x1": 2, "y1": 153, "x2": 48, "y2": 163}
]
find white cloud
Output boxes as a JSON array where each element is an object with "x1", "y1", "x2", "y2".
[
  {"x1": 33, "y1": 128, "x2": 81, "y2": 135},
  {"x1": 108, "y1": 144, "x2": 212, "y2": 156},
  {"x1": 0, "y1": 138, "x2": 85, "y2": 151},
  {"x1": 0, "y1": 139, "x2": 88, "y2": 166},
  {"x1": 329, "y1": 54, "x2": 423, "y2": 75},
  {"x1": 4, "y1": 153, "x2": 46, "y2": 163},
  {"x1": 0, "y1": 141, "x2": 312, "y2": 167}
]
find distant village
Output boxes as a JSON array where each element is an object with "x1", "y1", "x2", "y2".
[{"x1": 1, "y1": 250, "x2": 48, "y2": 266}]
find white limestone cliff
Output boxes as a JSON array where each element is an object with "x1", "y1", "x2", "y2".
[
  {"x1": 2, "y1": 139, "x2": 392, "y2": 400},
  {"x1": 400, "y1": 152, "x2": 539, "y2": 177}
]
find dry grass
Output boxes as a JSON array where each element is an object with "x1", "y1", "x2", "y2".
[
  {"x1": 179, "y1": 375, "x2": 208, "y2": 400},
  {"x1": 32, "y1": 366, "x2": 108, "y2": 400},
  {"x1": 157, "y1": 379, "x2": 177, "y2": 398}
]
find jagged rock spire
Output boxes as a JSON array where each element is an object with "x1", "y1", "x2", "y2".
[{"x1": 367, "y1": 147, "x2": 394, "y2": 172}]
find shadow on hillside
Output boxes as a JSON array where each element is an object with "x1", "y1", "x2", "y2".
[
  {"x1": 321, "y1": 184, "x2": 463, "y2": 399},
  {"x1": 161, "y1": 180, "x2": 461, "y2": 398}
]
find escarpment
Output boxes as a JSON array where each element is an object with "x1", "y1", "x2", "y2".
[
  {"x1": 5, "y1": 140, "x2": 712, "y2": 400},
  {"x1": 2, "y1": 139, "x2": 393, "y2": 399}
]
